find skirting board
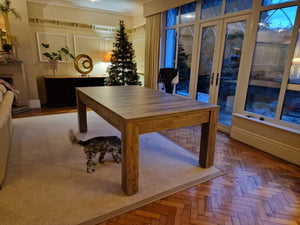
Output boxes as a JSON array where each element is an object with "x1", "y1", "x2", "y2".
[
  {"x1": 28, "y1": 99, "x2": 41, "y2": 108},
  {"x1": 231, "y1": 126, "x2": 300, "y2": 166}
]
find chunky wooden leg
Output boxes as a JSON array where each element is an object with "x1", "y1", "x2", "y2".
[
  {"x1": 76, "y1": 90, "x2": 87, "y2": 132},
  {"x1": 199, "y1": 109, "x2": 219, "y2": 168},
  {"x1": 121, "y1": 122, "x2": 139, "y2": 195}
]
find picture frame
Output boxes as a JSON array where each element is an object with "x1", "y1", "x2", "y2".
[
  {"x1": 73, "y1": 35, "x2": 101, "y2": 63},
  {"x1": 36, "y1": 32, "x2": 71, "y2": 62}
]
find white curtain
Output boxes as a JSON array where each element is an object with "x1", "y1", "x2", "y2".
[{"x1": 144, "y1": 13, "x2": 161, "y2": 89}]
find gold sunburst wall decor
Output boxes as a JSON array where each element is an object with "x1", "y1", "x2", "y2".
[{"x1": 74, "y1": 54, "x2": 93, "y2": 76}]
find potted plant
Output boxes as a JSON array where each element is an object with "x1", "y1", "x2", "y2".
[
  {"x1": 41, "y1": 43, "x2": 74, "y2": 75},
  {"x1": 41, "y1": 43, "x2": 74, "y2": 61},
  {"x1": 2, "y1": 43, "x2": 12, "y2": 61}
]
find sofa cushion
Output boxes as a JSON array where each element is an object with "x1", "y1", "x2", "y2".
[{"x1": 0, "y1": 84, "x2": 7, "y2": 94}]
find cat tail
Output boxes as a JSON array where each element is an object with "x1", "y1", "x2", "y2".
[{"x1": 69, "y1": 129, "x2": 81, "y2": 146}]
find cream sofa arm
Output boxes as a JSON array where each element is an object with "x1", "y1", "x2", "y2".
[{"x1": 0, "y1": 91, "x2": 14, "y2": 188}]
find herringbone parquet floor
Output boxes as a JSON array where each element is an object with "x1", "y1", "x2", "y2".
[{"x1": 13, "y1": 107, "x2": 300, "y2": 225}]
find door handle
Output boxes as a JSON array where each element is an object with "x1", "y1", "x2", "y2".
[
  {"x1": 216, "y1": 73, "x2": 219, "y2": 86},
  {"x1": 210, "y1": 73, "x2": 214, "y2": 85}
]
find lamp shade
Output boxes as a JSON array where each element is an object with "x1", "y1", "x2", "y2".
[{"x1": 102, "y1": 52, "x2": 112, "y2": 63}]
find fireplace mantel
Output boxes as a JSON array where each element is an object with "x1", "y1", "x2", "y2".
[{"x1": 0, "y1": 63, "x2": 28, "y2": 107}]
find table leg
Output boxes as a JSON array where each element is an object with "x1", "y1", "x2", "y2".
[
  {"x1": 76, "y1": 91, "x2": 87, "y2": 132},
  {"x1": 199, "y1": 109, "x2": 219, "y2": 168},
  {"x1": 121, "y1": 122, "x2": 139, "y2": 195}
]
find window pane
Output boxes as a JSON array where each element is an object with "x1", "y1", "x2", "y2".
[
  {"x1": 167, "y1": 8, "x2": 178, "y2": 27},
  {"x1": 246, "y1": 86, "x2": 281, "y2": 118},
  {"x1": 245, "y1": 6, "x2": 298, "y2": 118},
  {"x1": 289, "y1": 28, "x2": 300, "y2": 84},
  {"x1": 281, "y1": 90, "x2": 300, "y2": 124},
  {"x1": 225, "y1": 0, "x2": 253, "y2": 14},
  {"x1": 176, "y1": 26, "x2": 194, "y2": 96},
  {"x1": 201, "y1": 0, "x2": 222, "y2": 20},
  {"x1": 262, "y1": 0, "x2": 296, "y2": 6},
  {"x1": 180, "y1": 2, "x2": 196, "y2": 24},
  {"x1": 197, "y1": 26, "x2": 217, "y2": 103},
  {"x1": 281, "y1": 28, "x2": 300, "y2": 125},
  {"x1": 164, "y1": 29, "x2": 177, "y2": 68}
]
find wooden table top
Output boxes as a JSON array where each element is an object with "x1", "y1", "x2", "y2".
[{"x1": 76, "y1": 86, "x2": 219, "y2": 121}]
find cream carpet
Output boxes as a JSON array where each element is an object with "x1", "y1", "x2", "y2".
[{"x1": 0, "y1": 112, "x2": 223, "y2": 225}]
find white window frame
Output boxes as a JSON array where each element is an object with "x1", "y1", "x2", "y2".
[{"x1": 160, "y1": 0, "x2": 300, "y2": 131}]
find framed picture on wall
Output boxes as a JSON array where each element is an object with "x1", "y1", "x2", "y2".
[
  {"x1": 73, "y1": 35, "x2": 101, "y2": 63},
  {"x1": 36, "y1": 32, "x2": 71, "y2": 62},
  {"x1": 104, "y1": 37, "x2": 114, "y2": 52}
]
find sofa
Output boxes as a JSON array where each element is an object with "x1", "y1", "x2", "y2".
[{"x1": 0, "y1": 84, "x2": 14, "y2": 188}]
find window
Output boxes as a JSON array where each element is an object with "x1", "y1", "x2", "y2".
[
  {"x1": 262, "y1": 0, "x2": 297, "y2": 6},
  {"x1": 164, "y1": 2, "x2": 196, "y2": 96},
  {"x1": 281, "y1": 90, "x2": 300, "y2": 124},
  {"x1": 161, "y1": 0, "x2": 300, "y2": 130},
  {"x1": 166, "y1": 8, "x2": 178, "y2": 27},
  {"x1": 281, "y1": 28, "x2": 300, "y2": 125},
  {"x1": 164, "y1": 29, "x2": 177, "y2": 68},
  {"x1": 225, "y1": 0, "x2": 253, "y2": 14},
  {"x1": 245, "y1": 6, "x2": 298, "y2": 120},
  {"x1": 288, "y1": 29, "x2": 300, "y2": 85},
  {"x1": 180, "y1": 2, "x2": 196, "y2": 24},
  {"x1": 200, "y1": 0, "x2": 222, "y2": 19}
]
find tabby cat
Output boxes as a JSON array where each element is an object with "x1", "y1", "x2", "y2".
[{"x1": 69, "y1": 130, "x2": 121, "y2": 173}]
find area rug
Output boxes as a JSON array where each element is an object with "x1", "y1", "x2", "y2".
[{"x1": 0, "y1": 112, "x2": 223, "y2": 225}]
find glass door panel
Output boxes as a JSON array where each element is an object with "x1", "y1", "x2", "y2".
[
  {"x1": 176, "y1": 26, "x2": 194, "y2": 97},
  {"x1": 164, "y1": 7, "x2": 252, "y2": 129},
  {"x1": 196, "y1": 23, "x2": 221, "y2": 103},
  {"x1": 196, "y1": 17, "x2": 248, "y2": 129},
  {"x1": 217, "y1": 21, "x2": 246, "y2": 126}
]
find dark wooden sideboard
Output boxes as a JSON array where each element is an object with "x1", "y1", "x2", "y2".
[{"x1": 44, "y1": 75, "x2": 106, "y2": 107}]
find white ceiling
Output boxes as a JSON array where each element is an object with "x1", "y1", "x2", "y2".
[{"x1": 27, "y1": 0, "x2": 151, "y2": 15}]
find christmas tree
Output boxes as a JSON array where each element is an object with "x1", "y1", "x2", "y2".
[{"x1": 105, "y1": 20, "x2": 141, "y2": 86}]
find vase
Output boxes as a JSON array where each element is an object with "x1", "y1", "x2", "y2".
[{"x1": 48, "y1": 60, "x2": 58, "y2": 76}]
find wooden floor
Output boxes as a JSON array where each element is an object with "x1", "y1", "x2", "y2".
[{"x1": 13, "y1": 107, "x2": 300, "y2": 225}]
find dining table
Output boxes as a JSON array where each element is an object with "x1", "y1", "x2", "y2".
[{"x1": 76, "y1": 86, "x2": 219, "y2": 195}]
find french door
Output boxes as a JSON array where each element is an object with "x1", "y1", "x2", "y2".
[{"x1": 195, "y1": 15, "x2": 249, "y2": 130}]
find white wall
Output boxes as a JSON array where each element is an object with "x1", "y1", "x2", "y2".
[
  {"x1": 8, "y1": 0, "x2": 40, "y2": 107},
  {"x1": 27, "y1": 2, "x2": 133, "y2": 28},
  {"x1": 6, "y1": 1, "x2": 146, "y2": 106},
  {"x1": 231, "y1": 114, "x2": 300, "y2": 166}
]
